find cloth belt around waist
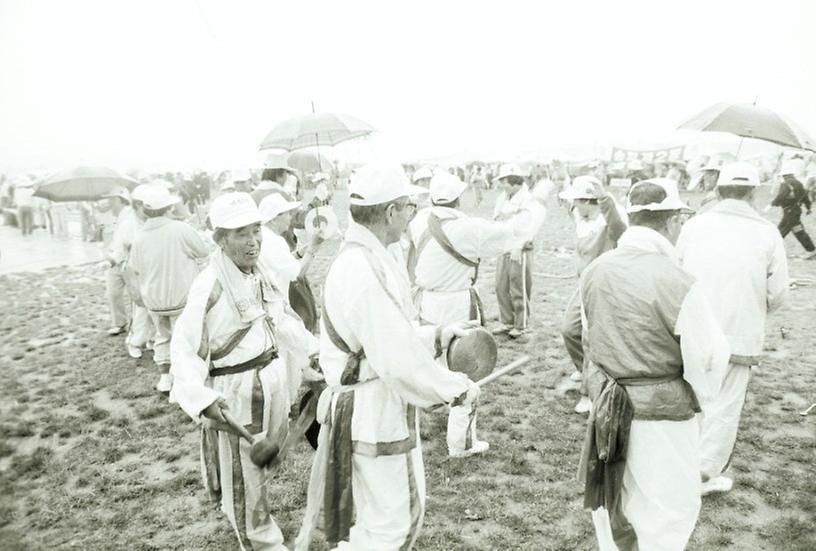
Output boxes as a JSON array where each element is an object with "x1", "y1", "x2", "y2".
[{"x1": 209, "y1": 346, "x2": 278, "y2": 377}]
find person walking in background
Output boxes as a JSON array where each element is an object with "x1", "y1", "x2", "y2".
[
  {"x1": 13, "y1": 176, "x2": 36, "y2": 236},
  {"x1": 129, "y1": 183, "x2": 211, "y2": 394},
  {"x1": 771, "y1": 162, "x2": 815, "y2": 259},
  {"x1": 491, "y1": 164, "x2": 544, "y2": 339},
  {"x1": 102, "y1": 187, "x2": 138, "y2": 336},
  {"x1": 558, "y1": 175, "x2": 628, "y2": 414},
  {"x1": 677, "y1": 162, "x2": 789, "y2": 495}
]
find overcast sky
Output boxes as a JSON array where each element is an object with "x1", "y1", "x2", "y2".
[{"x1": 1, "y1": 0, "x2": 813, "y2": 172}]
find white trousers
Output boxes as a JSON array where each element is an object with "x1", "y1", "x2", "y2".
[
  {"x1": 700, "y1": 363, "x2": 752, "y2": 479},
  {"x1": 127, "y1": 303, "x2": 155, "y2": 349},
  {"x1": 335, "y1": 446, "x2": 426, "y2": 551},
  {"x1": 592, "y1": 418, "x2": 702, "y2": 551},
  {"x1": 415, "y1": 288, "x2": 481, "y2": 454},
  {"x1": 209, "y1": 362, "x2": 292, "y2": 551},
  {"x1": 149, "y1": 313, "x2": 179, "y2": 370},
  {"x1": 106, "y1": 266, "x2": 129, "y2": 328}
]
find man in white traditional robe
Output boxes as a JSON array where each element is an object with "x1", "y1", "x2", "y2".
[
  {"x1": 407, "y1": 172, "x2": 528, "y2": 457},
  {"x1": 580, "y1": 179, "x2": 729, "y2": 551},
  {"x1": 295, "y1": 163, "x2": 480, "y2": 551},
  {"x1": 102, "y1": 187, "x2": 138, "y2": 336},
  {"x1": 171, "y1": 192, "x2": 319, "y2": 550},
  {"x1": 676, "y1": 161, "x2": 789, "y2": 495}
]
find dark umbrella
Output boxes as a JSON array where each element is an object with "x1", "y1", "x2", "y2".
[
  {"x1": 33, "y1": 166, "x2": 138, "y2": 202},
  {"x1": 678, "y1": 102, "x2": 816, "y2": 153}
]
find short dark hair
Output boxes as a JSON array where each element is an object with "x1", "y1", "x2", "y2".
[
  {"x1": 261, "y1": 168, "x2": 289, "y2": 182},
  {"x1": 501, "y1": 175, "x2": 525, "y2": 187},
  {"x1": 716, "y1": 185, "x2": 754, "y2": 200},
  {"x1": 627, "y1": 182, "x2": 677, "y2": 229},
  {"x1": 143, "y1": 206, "x2": 171, "y2": 218}
]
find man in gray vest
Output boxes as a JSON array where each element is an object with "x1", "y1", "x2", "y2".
[
  {"x1": 408, "y1": 172, "x2": 526, "y2": 457},
  {"x1": 579, "y1": 179, "x2": 729, "y2": 551}
]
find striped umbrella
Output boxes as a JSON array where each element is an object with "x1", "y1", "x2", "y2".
[
  {"x1": 678, "y1": 103, "x2": 816, "y2": 152},
  {"x1": 259, "y1": 112, "x2": 374, "y2": 152},
  {"x1": 33, "y1": 166, "x2": 138, "y2": 202}
]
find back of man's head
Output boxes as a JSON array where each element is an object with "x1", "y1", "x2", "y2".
[{"x1": 628, "y1": 182, "x2": 676, "y2": 229}]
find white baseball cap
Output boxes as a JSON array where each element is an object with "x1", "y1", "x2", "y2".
[
  {"x1": 131, "y1": 184, "x2": 151, "y2": 203},
  {"x1": 495, "y1": 163, "x2": 525, "y2": 181},
  {"x1": 140, "y1": 185, "x2": 180, "y2": 210},
  {"x1": 228, "y1": 168, "x2": 253, "y2": 186},
  {"x1": 312, "y1": 172, "x2": 329, "y2": 182},
  {"x1": 348, "y1": 163, "x2": 428, "y2": 206},
  {"x1": 210, "y1": 192, "x2": 264, "y2": 229},
  {"x1": 258, "y1": 193, "x2": 301, "y2": 222},
  {"x1": 780, "y1": 159, "x2": 804, "y2": 177},
  {"x1": 558, "y1": 175, "x2": 600, "y2": 201},
  {"x1": 263, "y1": 155, "x2": 299, "y2": 174},
  {"x1": 429, "y1": 172, "x2": 467, "y2": 203},
  {"x1": 411, "y1": 167, "x2": 434, "y2": 183},
  {"x1": 717, "y1": 162, "x2": 760, "y2": 187},
  {"x1": 626, "y1": 178, "x2": 690, "y2": 213}
]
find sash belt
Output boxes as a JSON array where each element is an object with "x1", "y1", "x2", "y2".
[{"x1": 209, "y1": 347, "x2": 278, "y2": 377}]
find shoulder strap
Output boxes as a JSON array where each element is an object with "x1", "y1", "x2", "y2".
[{"x1": 426, "y1": 214, "x2": 478, "y2": 268}]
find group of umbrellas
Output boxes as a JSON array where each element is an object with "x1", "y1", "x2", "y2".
[{"x1": 24, "y1": 102, "x2": 816, "y2": 203}]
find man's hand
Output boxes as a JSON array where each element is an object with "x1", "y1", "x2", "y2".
[
  {"x1": 590, "y1": 179, "x2": 606, "y2": 200},
  {"x1": 439, "y1": 320, "x2": 479, "y2": 350},
  {"x1": 201, "y1": 398, "x2": 229, "y2": 423}
]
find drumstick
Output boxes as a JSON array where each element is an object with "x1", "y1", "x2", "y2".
[
  {"x1": 221, "y1": 410, "x2": 255, "y2": 443},
  {"x1": 475, "y1": 355, "x2": 530, "y2": 387}
]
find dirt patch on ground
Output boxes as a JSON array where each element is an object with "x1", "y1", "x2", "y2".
[{"x1": 0, "y1": 187, "x2": 814, "y2": 550}]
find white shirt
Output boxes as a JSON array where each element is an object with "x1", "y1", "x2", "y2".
[
  {"x1": 677, "y1": 199, "x2": 788, "y2": 358},
  {"x1": 320, "y1": 222, "x2": 471, "y2": 446},
  {"x1": 259, "y1": 226, "x2": 300, "y2": 297},
  {"x1": 14, "y1": 186, "x2": 35, "y2": 208},
  {"x1": 409, "y1": 205, "x2": 517, "y2": 323},
  {"x1": 492, "y1": 184, "x2": 544, "y2": 251},
  {"x1": 107, "y1": 206, "x2": 139, "y2": 265},
  {"x1": 129, "y1": 216, "x2": 212, "y2": 313}
]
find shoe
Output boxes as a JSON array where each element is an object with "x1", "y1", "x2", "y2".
[
  {"x1": 491, "y1": 324, "x2": 512, "y2": 335},
  {"x1": 507, "y1": 327, "x2": 528, "y2": 339},
  {"x1": 570, "y1": 371, "x2": 583, "y2": 383},
  {"x1": 574, "y1": 396, "x2": 592, "y2": 414},
  {"x1": 701, "y1": 476, "x2": 733, "y2": 496},
  {"x1": 155, "y1": 373, "x2": 172, "y2": 394},
  {"x1": 449, "y1": 440, "x2": 490, "y2": 458},
  {"x1": 127, "y1": 345, "x2": 143, "y2": 359},
  {"x1": 107, "y1": 326, "x2": 126, "y2": 336}
]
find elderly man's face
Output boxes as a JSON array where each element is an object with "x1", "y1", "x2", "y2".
[
  {"x1": 219, "y1": 223, "x2": 263, "y2": 272},
  {"x1": 385, "y1": 196, "x2": 417, "y2": 244}
]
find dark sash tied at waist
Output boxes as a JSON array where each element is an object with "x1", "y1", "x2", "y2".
[{"x1": 209, "y1": 347, "x2": 278, "y2": 377}]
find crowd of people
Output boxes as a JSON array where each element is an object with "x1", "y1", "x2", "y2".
[{"x1": 3, "y1": 150, "x2": 814, "y2": 550}]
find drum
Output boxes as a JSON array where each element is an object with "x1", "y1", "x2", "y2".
[{"x1": 446, "y1": 327, "x2": 497, "y2": 382}]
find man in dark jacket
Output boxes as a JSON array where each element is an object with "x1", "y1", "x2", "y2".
[{"x1": 771, "y1": 164, "x2": 815, "y2": 258}]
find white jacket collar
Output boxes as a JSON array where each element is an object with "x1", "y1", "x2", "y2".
[{"x1": 618, "y1": 226, "x2": 678, "y2": 265}]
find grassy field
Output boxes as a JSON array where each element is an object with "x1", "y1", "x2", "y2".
[{"x1": 1, "y1": 186, "x2": 814, "y2": 550}]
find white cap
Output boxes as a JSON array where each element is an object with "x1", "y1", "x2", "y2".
[
  {"x1": 140, "y1": 185, "x2": 180, "y2": 210},
  {"x1": 131, "y1": 184, "x2": 151, "y2": 203},
  {"x1": 626, "y1": 178, "x2": 690, "y2": 213},
  {"x1": 717, "y1": 162, "x2": 760, "y2": 187},
  {"x1": 263, "y1": 155, "x2": 299, "y2": 174},
  {"x1": 312, "y1": 172, "x2": 329, "y2": 182},
  {"x1": 210, "y1": 192, "x2": 264, "y2": 229},
  {"x1": 348, "y1": 163, "x2": 428, "y2": 206},
  {"x1": 150, "y1": 178, "x2": 174, "y2": 189},
  {"x1": 258, "y1": 193, "x2": 301, "y2": 223},
  {"x1": 221, "y1": 180, "x2": 237, "y2": 191},
  {"x1": 411, "y1": 167, "x2": 434, "y2": 183},
  {"x1": 102, "y1": 186, "x2": 131, "y2": 202},
  {"x1": 558, "y1": 175, "x2": 600, "y2": 201},
  {"x1": 429, "y1": 172, "x2": 467, "y2": 203},
  {"x1": 780, "y1": 159, "x2": 804, "y2": 176},
  {"x1": 626, "y1": 159, "x2": 644, "y2": 171},
  {"x1": 495, "y1": 163, "x2": 525, "y2": 181},
  {"x1": 228, "y1": 168, "x2": 253, "y2": 186},
  {"x1": 14, "y1": 175, "x2": 34, "y2": 187}
]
